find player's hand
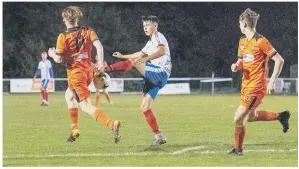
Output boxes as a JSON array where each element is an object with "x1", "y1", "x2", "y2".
[
  {"x1": 50, "y1": 78, "x2": 54, "y2": 82},
  {"x1": 96, "y1": 62, "x2": 104, "y2": 72},
  {"x1": 112, "y1": 52, "x2": 123, "y2": 58},
  {"x1": 267, "y1": 79, "x2": 275, "y2": 95},
  {"x1": 135, "y1": 57, "x2": 147, "y2": 65},
  {"x1": 48, "y1": 47, "x2": 56, "y2": 58},
  {"x1": 231, "y1": 63, "x2": 238, "y2": 72}
]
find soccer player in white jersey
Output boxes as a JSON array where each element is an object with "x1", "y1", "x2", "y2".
[
  {"x1": 33, "y1": 52, "x2": 54, "y2": 106},
  {"x1": 105, "y1": 15, "x2": 171, "y2": 145}
]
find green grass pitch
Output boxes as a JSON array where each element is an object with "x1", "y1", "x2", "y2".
[{"x1": 3, "y1": 93, "x2": 298, "y2": 166}]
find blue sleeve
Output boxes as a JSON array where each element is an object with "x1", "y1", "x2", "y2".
[
  {"x1": 35, "y1": 69, "x2": 41, "y2": 77},
  {"x1": 49, "y1": 67, "x2": 54, "y2": 78}
]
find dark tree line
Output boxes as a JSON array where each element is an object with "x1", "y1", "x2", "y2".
[{"x1": 3, "y1": 2, "x2": 298, "y2": 80}]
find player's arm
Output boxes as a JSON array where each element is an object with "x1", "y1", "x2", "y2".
[
  {"x1": 261, "y1": 38, "x2": 284, "y2": 94},
  {"x1": 49, "y1": 62, "x2": 54, "y2": 80},
  {"x1": 112, "y1": 51, "x2": 145, "y2": 59},
  {"x1": 48, "y1": 34, "x2": 65, "y2": 63},
  {"x1": 48, "y1": 48, "x2": 62, "y2": 63},
  {"x1": 33, "y1": 69, "x2": 41, "y2": 79},
  {"x1": 231, "y1": 58, "x2": 243, "y2": 72},
  {"x1": 93, "y1": 40, "x2": 104, "y2": 71},
  {"x1": 269, "y1": 53, "x2": 284, "y2": 85},
  {"x1": 231, "y1": 39, "x2": 243, "y2": 72},
  {"x1": 144, "y1": 46, "x2": 165, "y2": 61},
  {"x1": 33, "y1": 62, "x2": 41, "y2": 79}
]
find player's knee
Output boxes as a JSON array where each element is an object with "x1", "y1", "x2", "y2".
[
  {"x1": 129, "y1": 58, "x2": 136, "y2": 65},
  {"x1": 65, "y1": 90, "x2": 73, "y2": 100},
  {"x1": 234, "y1": 115, "x2": 244, "y2": 126},
  {"x1": 247, "y1": 113, "x2": 257, "y2": 122},
  {"x1": 140, "y1": 102, "x2": 150, "y2": 112}
]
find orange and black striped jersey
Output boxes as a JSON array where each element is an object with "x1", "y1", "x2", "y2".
[
  {"x1": 56, "y1": 26, "x2": 99, "y2": 70},
  {"x1": 237, "y1": 33, "x2": 277, "y2": 88}
]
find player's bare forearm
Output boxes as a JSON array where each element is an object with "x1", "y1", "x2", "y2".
[
  {"x1": 145, "y1": 46, "x2": 165, "y2": 61},
  {"x1": 93, "y1": 40, "x2": 104, "y2": 67},
  {"x1": 270, "y1": 54, "x2": 284, "y2": 82},
  {"x1": 122, "y1": 51, "x2": 145, "y2": 59}
]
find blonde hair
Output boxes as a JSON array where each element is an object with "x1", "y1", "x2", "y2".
[
  {"x1": 62, "y1": 6, "x2": 83, "y2": 25},
  {"x1": 239, "y1": 8, "x2": 260, "y2": 28}
]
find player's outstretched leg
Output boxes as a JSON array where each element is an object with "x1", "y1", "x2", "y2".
[
  {"x1": 78, "y1": 99, "x2": 121, "y2": 144},
  {"x1": 104, "y1": 60, "x2": 133, "y2": 72},
  {"x1": 248, "y1": 110, "x2": 291, "y2": 133}
]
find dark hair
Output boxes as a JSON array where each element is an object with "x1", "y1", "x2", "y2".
[{"x1": 141, "y1": 15, "x2": 159, "y2": 24}]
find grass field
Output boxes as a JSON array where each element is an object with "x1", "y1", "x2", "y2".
[{"x1": 3, "y1": 93, "x2": 298, "y2": 167}]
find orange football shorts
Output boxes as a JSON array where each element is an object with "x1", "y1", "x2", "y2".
[
  {"x1": 240, "y1": 87, "x2": 266, "y2": 110},
  {"x1": 67, "y1": 67, "x2": 93, "y2": 102}
]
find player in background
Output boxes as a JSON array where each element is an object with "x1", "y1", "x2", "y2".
[
  {"x1": 105, "y1": 15, "x2": 171, "y2": 146},
  {"x1": 229, "y1": 8, "x2": 290, "y2": 156},
  {"x1": 33, "y1": 52, "x2": 53, "y2": 106},
  {"x1": 47, "y1": 6, "x2": 120, "y2": 143},
  {"x1": 93, "y1": 57, "x2": 113, "y2": 106},
  {"x1": 95, "y1": 88, "x2": 113, "y2": 106}
]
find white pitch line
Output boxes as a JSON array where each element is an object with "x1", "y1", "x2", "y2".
[
  {"x1": 3, "y1": 148, "x2": 297, "y2": 159},
  {"x1": 172, "y1": 146, "x2": 206, "y2": 154}
]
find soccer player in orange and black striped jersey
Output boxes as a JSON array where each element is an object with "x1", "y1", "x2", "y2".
[
  {"x1": 229, "y1": 8, "x2": 290, "y2": 156},
  {"x1": 47, "y1": 6, "x2": 120, "y2": 143}
]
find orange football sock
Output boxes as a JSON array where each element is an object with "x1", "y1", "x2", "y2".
[
  {"x1": 256, "y1": 110, "x2": 279, "y2": 121},
  {"x1": 234, "y1": 127, "x2": 243, "y2": 149},
  {"x1": 238, "y1": 127, "x2": 246, "y2": 149},
  {"x1": 93, "y1": 109, "x2": 114, "y2": 129},
  {"x1": 95, "y1": 94, "x2": 100, "y2": 106},
  {"x1": 143, "y1": 109, "x2": 160, "y2": 134},
  {"x1": 68, "y1": 108, "x2": 78, "y2": 129}
]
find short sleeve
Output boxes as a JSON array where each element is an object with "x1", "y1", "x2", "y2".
[
  {"x1": 90, "y1": 29, "x2": 99, "y2": 42},
  {"x1": 56, "y1": 33, "x2": 65, "y2": 54},
  {"x1": 47, "y1": 60, "x2": 52, "y2": 68},
  {"x1": 38, "y1": 62, "x2": 41, "y2": 69},
  {"x1": 237, "y1": 39, "x2": 243, "y2": 58},
  {"x1": 260, "y1": 37, "x2": 277, "y2": 58},
  {"x1": 154, "y1": 33, "x2": 166, "y2": 47},
  {"x1": 141, "y1": 42, "x2": 150, "y2": 54}
]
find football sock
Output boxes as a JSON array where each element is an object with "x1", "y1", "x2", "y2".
[
  {"x1": 234, "y1": 127, "x2": 245, "y2": 149},
  {"x1": 40, "y1": 89, "x2": 45, "y2": 101},
  {"x1": 239, "y1": 127, "x2": 246, "y2": 149},
  {"x1": 44, "y1": 90, "x2": 48, "y2": 102},
  {"x1": 106, "y1": 60, "x2": 133, "y2": 72},
  {"x1": 95, "y1": 94, "x2": 100, "y2": 106},
  {"x1": 255, "y1": 110, "x2": 279, "y2": 121},
  {"x1": 143, "y1": 109, "x2": 160, "y2": 134},
  {"x1": 93, "y1": 109, "x2": 114, "y2": 129},
  {"x1": 68, "y1": 108, "x2": 78, "y2": 130}
]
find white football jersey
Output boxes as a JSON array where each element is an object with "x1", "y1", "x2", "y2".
[
  {"x1": 38, "y1": 59, "x2": 52, "y2": 80},
  {"x1": 141, "y1": 32, "x2": 172, "y2": 76}
]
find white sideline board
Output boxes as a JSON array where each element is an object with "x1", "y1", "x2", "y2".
[{"x1": 158, "y1": 83, "x2": 190, "y2": 95}]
